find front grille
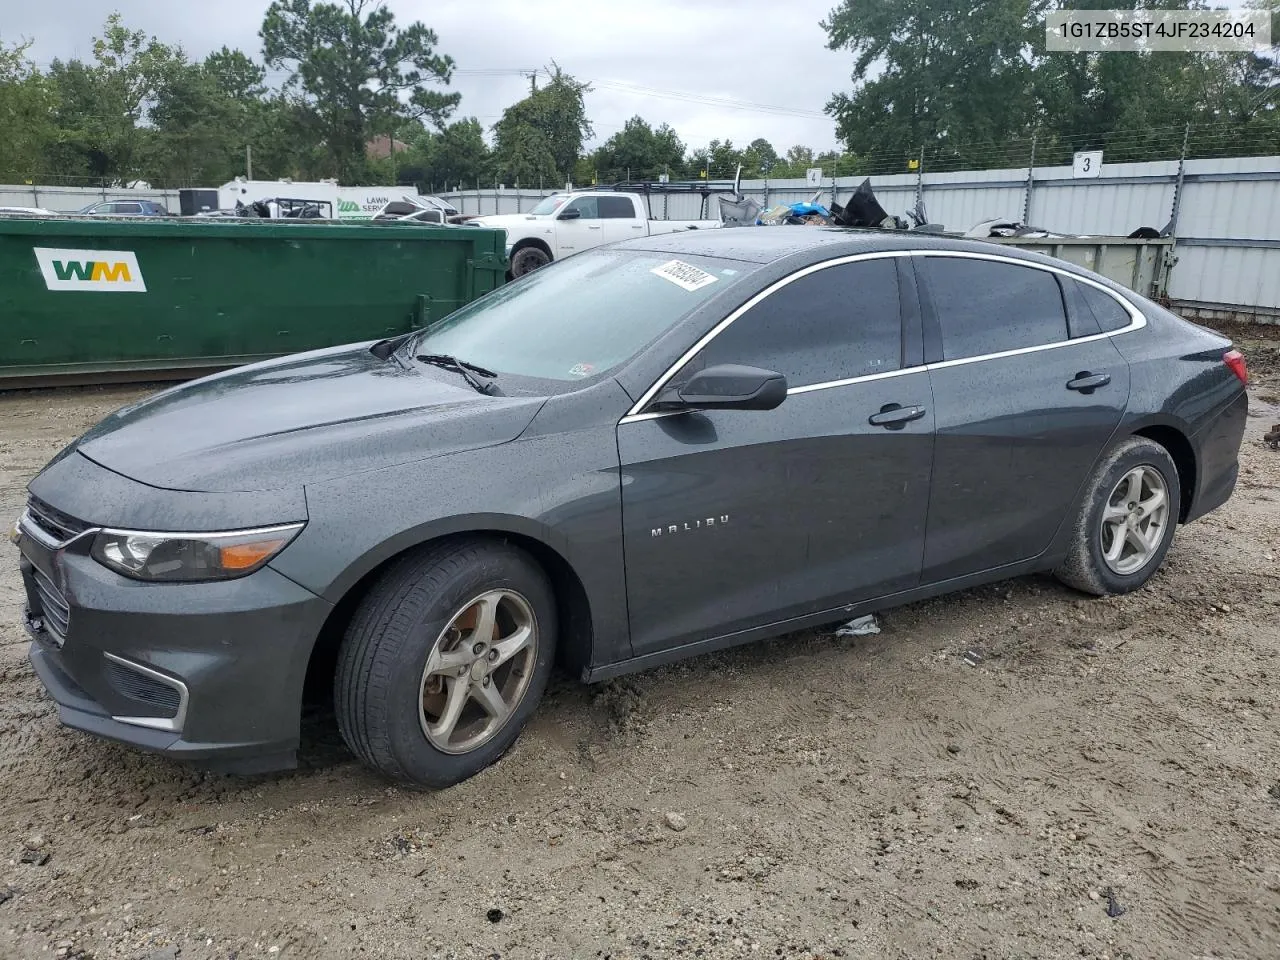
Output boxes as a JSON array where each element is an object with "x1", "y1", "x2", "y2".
[
  {"x1": 26, "y1": 496, "x2": 90, "y2": 543},
  {"x1": 102, "y1": 658, "x2": 182, "y2": 717},
  {"x1": 29, "y1": 565, "x2": 70, "y2": 645}
]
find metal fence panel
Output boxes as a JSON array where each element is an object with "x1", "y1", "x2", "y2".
[
  {"x1": 440, "y1": 156, "x2": 1280, "y2": 314},
  {"x1": 0, "y1": 184, "x2": 182, "y2": 213}
]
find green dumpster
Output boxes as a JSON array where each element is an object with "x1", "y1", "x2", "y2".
[{"x1": 0, "y1": 217, "x2": 507, "y2": 386}]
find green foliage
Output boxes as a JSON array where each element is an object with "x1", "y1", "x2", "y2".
[
  {"x1": 261, "y1": 0, "x2": 460, "y2": 182},
  {"x1": 44, "y1": 13, "x2": 186, "y2": 181},
  {"x1": 405, "y1": 117, "x2": 493, "y2": 190},
  {"x1": 11, "y1": 1, "x2": 1277, "y2": 194},
  {"x1": 492, "y1": 64, "x2": 592, "y2": 185},
  {"x1": 590, "y1": 115, "x2": 686, "y2": 181},
  {"x1": 824, "y1": 0, "x2": 1280, "y2": 170},
  {"x1": 0, "y1": 38, "x2": 55, "y2": 182}
]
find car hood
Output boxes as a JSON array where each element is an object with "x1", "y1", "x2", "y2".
[{"x1": 73, "y1": 343, "x2": 546, "y2": 493}]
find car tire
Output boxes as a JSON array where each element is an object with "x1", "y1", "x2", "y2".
[
  {"x1": 334, "y1": 538, "x2": 557, "y2": 788},
  {"x1": 1054, "y1": 437, "x2": 1181, "y2": 596},
  {"x1": 509, "y1": 245, "x2": 551, "y2": 278}
]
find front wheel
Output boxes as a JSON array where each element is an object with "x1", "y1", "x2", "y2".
[
  {"x1": 335, "y1": 539, "x2": 557, "y2": 787},
  {"x1": 509, "y1": 245, "x2": 551, "y2": 278},
  {"x1": 1055, "y1": 437, "x2": 1181, "y2": 596}
]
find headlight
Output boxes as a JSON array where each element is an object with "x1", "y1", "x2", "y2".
[{"x1": 90, "y1": 523, "x2": 304, "y2": 582}]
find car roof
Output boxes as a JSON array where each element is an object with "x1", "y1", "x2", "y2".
[{"x1": 614, "y1": 226, "x2": 1080, "y2": 272}]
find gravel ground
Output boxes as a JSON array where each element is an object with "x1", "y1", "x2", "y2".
[{"x1": 1, "y1": 333, "x2": 1278, "y2": 960}]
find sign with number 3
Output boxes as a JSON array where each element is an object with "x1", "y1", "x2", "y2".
[{"x1": 1073, "y1": 150, "x2": 1103, "y2": 179}]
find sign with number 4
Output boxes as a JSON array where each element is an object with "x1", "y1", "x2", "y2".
[{"x1": 1073, "y1": 150, "x2": 1103, "y2": 179}]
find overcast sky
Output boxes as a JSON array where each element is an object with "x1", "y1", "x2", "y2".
[{"x1": 6, "y1": 0, "x2": 851, "y2": 153}]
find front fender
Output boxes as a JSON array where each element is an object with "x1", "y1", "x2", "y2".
[{"x1": 269, "y1": 425, "x2": 630, "y2": 667}]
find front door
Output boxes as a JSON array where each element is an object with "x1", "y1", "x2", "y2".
[
  {"x1": 915, "y1": 254, "x2": 1131, "y2": 583},
  {"x1": 554, "y1": 196, "x2": 605, "y2": 258},
  {"x1": 618, "y1": 256, "x2": 935, "y2": 655}
]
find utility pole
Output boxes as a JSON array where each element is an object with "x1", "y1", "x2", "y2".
[
  {"x1": 527, "y1": 70, "x2": 538, "y2": 95},
  {"x1": 246, "y1": 144, "x2": 253, "y2": 180},
  {"x1": 1022, "y1": 132, "x2": 1037, "y2": 224}
]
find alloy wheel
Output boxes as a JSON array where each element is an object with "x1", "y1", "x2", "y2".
[
  {"x1": 1099, "y1": 465, "x2": 1170, "y2": 576},
  {"x1": 418, "y1": 589, "x2": 538, "y2": 754}
]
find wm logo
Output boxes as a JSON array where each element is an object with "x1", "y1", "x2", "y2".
[{"x1": 34, "y1": 247, "x2": 147, "y2": 292}]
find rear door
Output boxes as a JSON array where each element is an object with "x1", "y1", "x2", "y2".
[
  {"x1": 600, "y1": 195, "x2": 645, "y2": 244},
  {"x1": 618, "y1": 255, "x2": 934, "y2": 655},
  {"x1": 554, "y1": 196, "x2": 605, "y2": 257},
  {"x1": 916, "y1": 253, "x2": 1132, "y2": 583}
]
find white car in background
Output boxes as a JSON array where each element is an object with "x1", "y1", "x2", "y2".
[
  {"x1": 0, "y1": 206, "x2": 59, "y2": 217},
  {"x1": 467, "y1": 191, "x2": 722, "y2": 277}
]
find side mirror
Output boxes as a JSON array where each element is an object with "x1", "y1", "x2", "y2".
[
  {"x1": 557, "y1": 207, "x2": 582, "y2": 220},
  {"x1": 672, "y1": 364, "x2": 788, "y2": 411}
]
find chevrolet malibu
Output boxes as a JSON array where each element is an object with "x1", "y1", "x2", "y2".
[{"x1": 15, "y1": 230, "x2": 1248, "y2": 787}]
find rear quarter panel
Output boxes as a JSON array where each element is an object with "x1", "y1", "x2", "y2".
[{"x1": 1107, "y1": 305, "x2": 1246, "y2": 520}]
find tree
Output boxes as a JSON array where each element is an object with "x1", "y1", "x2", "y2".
[
  {"x1": 205, "y1": 46, "x2": 267, "y2": 101},
  {"x1": 261, "y1": 0, "x2": 460, "y2": 182},
  {"x1": 492, "y1": 64, "x2": 592, "y2": 184},
  {"x1": 824, "y1": 0, "x2": 1043, "y2": 167},
  {"x1": 0, "y1": 38, "x2": 55, "y2": 182},
  {"x1": 689, "y1": 139, "x2": 744, "y2": 179},
  {"x1": 591, "y1": 115, "x2": 685, "y2": 181},
  {"x1": 425, "y1": 117, "x2": 492, "y2": 189},
  {"x1": 742, "y1": 138, "x2": 779, "y2": 177},
  {"x1": 45, "y1": 14, "x2": 184, "y2": 182}
]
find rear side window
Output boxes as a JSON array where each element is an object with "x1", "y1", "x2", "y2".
[
  {"x1": 691, "y1": 258, "x2": 902, "y2": 386},
  {"x1": 923, "y1": 258, "x2": 1069, "y2": 361},
  {"x1": 1079, "y1": 283, "x2": 1133, "y2": 333},
  {"x1": 598, "y1": 196, "x2": 637, "y2": 219}
]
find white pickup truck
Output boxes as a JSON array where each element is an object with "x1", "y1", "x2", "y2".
[{"x1": 467, "y1": 191, "x2": 722, "y2": 277}]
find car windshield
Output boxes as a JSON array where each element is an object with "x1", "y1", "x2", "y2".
[
  {"x1": 407, "y1": 249, "x2": 750, "y2": 383},
  {"x1": 529, "y1": 195, "x2": 568, "y2": 216}
]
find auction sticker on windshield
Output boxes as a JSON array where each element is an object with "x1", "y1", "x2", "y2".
[{"x1": 651, "y1": 259, "x2": 719, "y2": 292}]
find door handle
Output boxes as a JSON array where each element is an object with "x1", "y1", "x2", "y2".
[
  {"x1": 1066, "y1": 372, "x2": 1111, "y2": 392},
  {"x1": 588, "y1": 225, "x2": 601, "y2": 230},
  {"x1": 868, "y1": 404, "x2": 927, "y2": 429}
]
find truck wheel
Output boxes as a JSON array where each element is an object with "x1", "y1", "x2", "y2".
[
  {"x1": 1054, "y1": 437, "x2": 1180, "y2": 596},
  {"x1": 335, "y1": 538, "x2": 556, "y2": 788},
  {"x1": 510, "y1": 246, "x2": 551, "y2": 278}
]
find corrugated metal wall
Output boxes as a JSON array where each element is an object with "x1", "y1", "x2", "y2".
[
  {"x1": 440, "y1": 155, "x2": 1280, "y2": 314},
  {"x1": 0, "y1": 185, "x2": 181, "y2": 213}
]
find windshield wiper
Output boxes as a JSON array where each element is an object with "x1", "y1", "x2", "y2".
[{"x1": 414, "y1": 353, "x2": 499, "y2": 395}]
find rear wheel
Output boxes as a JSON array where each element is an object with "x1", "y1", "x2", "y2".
[
  {"x1": 1055, "y1": 437, "x2": 1180, "y2": 596},
  {"x1": 509, "y1": 245, "x2": 551, "y2": 278},
  {"x1": 335, "y1": 539, "x2": 556, "y2": 787}
]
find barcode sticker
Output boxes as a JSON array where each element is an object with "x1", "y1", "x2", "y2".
[{"x1": 651, "y1": 259, "x2": 719, "y2": 292}]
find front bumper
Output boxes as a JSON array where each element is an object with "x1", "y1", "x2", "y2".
[{"x1": 18, "y1": 515, "x2": 333, "y2": 774}]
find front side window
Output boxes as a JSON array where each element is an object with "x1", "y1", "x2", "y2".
[
  {"x1": 564, "y1": 196, "x2": 599, "y2": 219},
  {"x1": 598, "y1": 196, "x2": 637, "y2": 219},
  {"x1": 686, "y1": 258, "x2": 903, "y2": 387},
  {"x1": 407, "y1": 250, "x2": 751, "y2": 384},
  {"x1": 923, "y1": 258, "x2": 1069, "y2": 361}
]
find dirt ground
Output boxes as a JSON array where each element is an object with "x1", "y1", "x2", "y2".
[{"x1": 1, "y1": 330, "x2": 1278, "y2": 960}]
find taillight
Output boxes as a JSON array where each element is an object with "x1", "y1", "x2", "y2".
[{"x1": 1223, "y1": 349, "x2": 1248, "y2": 385}]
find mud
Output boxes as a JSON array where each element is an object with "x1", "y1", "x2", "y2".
[{"x1": 1, "y1": 376, "x2": 1278, "y2": 960}]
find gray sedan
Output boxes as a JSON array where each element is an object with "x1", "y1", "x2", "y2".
[{"x1": 15, "y1": 229, "x2": 1248, "y2": 786}]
